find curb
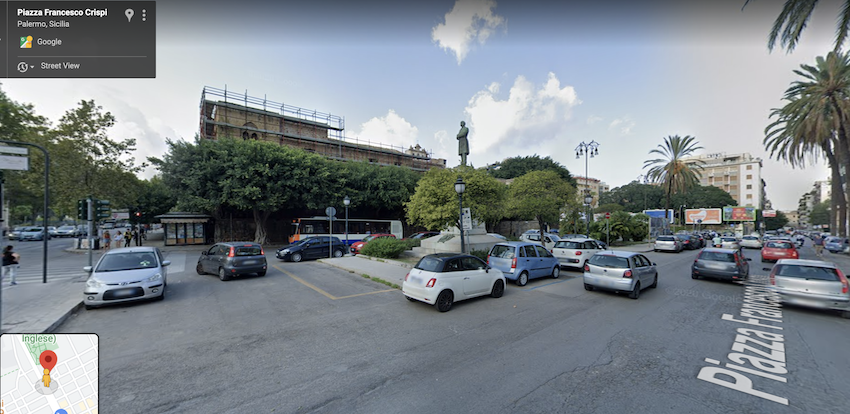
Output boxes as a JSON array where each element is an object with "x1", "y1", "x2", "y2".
[
  {"x1": 356, "y1": 255, "x2": 414, "y2": 269},
  {"x1": 44, "y1": 301, "x2": 84, "y2": 333}
]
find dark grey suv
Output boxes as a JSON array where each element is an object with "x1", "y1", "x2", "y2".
[{"x1": 196, "y1": 242, "x2": 267, "y2": 281}]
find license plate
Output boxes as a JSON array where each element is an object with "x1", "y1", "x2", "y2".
[
  {"x1": 242, "y1": 260, "x2": 256, "y2": 265},
  {"x1": 113, "y1": 288, "x2": 136, "y2": 297},
  {"x1": 410, "y1": 276, "x2": 422, "y2": 284}
]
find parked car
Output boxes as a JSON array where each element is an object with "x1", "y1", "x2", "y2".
[
  {"x1": 674, "y1": 234, "x2": 700, "y2": 250},
  {"x1": 654, "y1": 235, "x2": 682, "y2": 252},
  {"x1": 560, "y1": 233, "x2": 589, "y2": 240},
  {"x1": 349, "y1": 234, "x2": 396, "y2": 255},
  {"x1": 405, "y1": 231, "x2": 440, "y2": 240},
  {"x1": 691, "y1": 248, "x2": 750, "y2": 282},
  {"x1": 277, "y1": 236, "x2": 346, "y2": 262},
  {"x1": 54, "y1": 225, "x2": 79, "y2": 238},
  {"x1": 825, "y1": 237, "x2": 849, "y2": 253},
  {"x1": 47, "y1": 226, "x2": 58, "y2": 237},
  {"x1": 487, "y1": 233, "x2": 507, "y2": 240},
  {"x1": 487, "y1": 241, "x2": 560, "y2": 286},
  {"x1": 583, "y1": 251, "x2": 658, "y2": 299},
  {"x1": 769, "y1": 259, "x2": 850, "y2": 319},
  {"x1": 7, "y1": 227, "x2": 23, "y2": 240},
  {"x1": 196, "y1": 242, "x2": 267, "y2": 281},
  {"x1": 739, "y1": 235, "x2": 763, "y2": 249},
  {"x1": 519, "y1": 232, "x2": 561, "y2": 250},
  {"x1": 551, "y1": 238, "x2": 606, "y2": 270},
  {"x1": 720, "y1": 237, "x2": 740, "y2": 250},
  {"x1": 18, "y1": 226, "x2": 51, "y2": 241},
  {"x1": 761, "y1": 240, "x2": 799, "y2": 263},
  {"x1": 83, "y1": 247, "x2": 170, "y2": 309},
  {"x1": 402, "y1": 253, "x2": 506, "y2": 312}
]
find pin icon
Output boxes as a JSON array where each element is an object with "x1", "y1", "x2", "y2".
[
  {"x1": 125, "y1": 9, "x2": 134, "y2": 22},
  {"x1": 40, "y1": 350, "x2": 57, "y2": 372}
]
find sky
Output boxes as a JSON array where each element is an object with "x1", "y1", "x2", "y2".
[{"x1": 1, "y1": 0, "x2": 835, "y2": 211}]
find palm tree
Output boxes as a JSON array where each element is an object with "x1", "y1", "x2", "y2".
[
  {"x1": 743, "y1": 0, "x2": 850, "y2": 52},
  {"x1": 765, "y1": 51, "x2": 850, "y2": 237},
  {"x1": 643, "y1": 135, "x2": 705, "y2": 223}
]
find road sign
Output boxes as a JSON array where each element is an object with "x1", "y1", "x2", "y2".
[
  {"x1": 605, "y1": 212, "x2": 610, "y2": 219},
  {"x1": 0, "y1": 154, "x2": 29, "y2": 170},
  {"x1": 0, "y1": 146, "x2": 28, "y2": 155},
  {"x1": 462, "y1": 207, "x2": 472, "y2": 230},
  {"x1": 325, "y1": 206, "x2": 337, "y2": 218}
]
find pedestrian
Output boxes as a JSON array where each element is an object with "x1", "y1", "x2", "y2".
[
  {"x1": 140, "y1": 226, "x2": 146, "y2": 241},
  {"x1": 133, "y1": 227, "x2": 141, "y2": 246},
  {"x1": 813, "y1": 234, "x2": 825, "y2": 257},
  {"x1": 124, "y1": 228, "x2": 132, "y2": 247},
  {"x1": 712, "y1": 234, "x2": 722, "y2": 248},
  {"x1": 3, "y1": 245, "x2": 20, "y2": 286},
  {"x1": 102, "y1": 229, "x2": 111, "y2": 250},
  {"x1": 114, "y1": 229, "x2": 122, "y2": 249}
]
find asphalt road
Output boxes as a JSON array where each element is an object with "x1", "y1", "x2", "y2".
[{"x1": 56, "y1": 244, "x2": 850, "y2": 414}]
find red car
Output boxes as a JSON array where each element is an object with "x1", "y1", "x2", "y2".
[
  {"x1": 349, "y1": 234, "x2": 396, "y2": 255},
  {"x1": 761, "y1": 239, "x2": 799, "y2": 262}
]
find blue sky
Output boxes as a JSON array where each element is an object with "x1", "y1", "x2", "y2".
[{"x1": 2, "y1": 0, "x2": 834, "y2": 211}]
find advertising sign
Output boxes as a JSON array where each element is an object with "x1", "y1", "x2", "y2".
[
  {"x1": 684, "y1": 208, "x2": 722, "y2": 225},
  {"x1": 722, "y1": 206, "x2": 757, "y2": 222},
  {"x1": 762, "y1": 210, "x2": 777, "y2": 218},
  {"x1": 643, "y1": 209, "x2": 675, "y2": 224}
]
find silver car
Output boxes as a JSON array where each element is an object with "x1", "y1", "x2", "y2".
[
  {"x1": 770, "y1": 259, "x2": 850, "y2": 319},
  {"x1": 583, "y1": 251, "x2": 658, "y2": 299},
  {"x1": 654, "y1": 235, "x2": 682, "y2": 252},
  {"x1": 720, "y1": 237, "x2": 740, "y2": 250},
  {"x1": 83, "y1": 247, "x2": 170, "y2": 309}
]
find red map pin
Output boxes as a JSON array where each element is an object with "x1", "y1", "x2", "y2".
[{"x1": 40, "y1": 350, "x2": 58, "y2": 372}]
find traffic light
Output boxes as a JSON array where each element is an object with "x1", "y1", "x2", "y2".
[
  {"x1": 94, "y1": 199, "x2": 111, "y2": 220},
  {"x1": 77, "y1": 199, "x2": 89, "y2": 220}
]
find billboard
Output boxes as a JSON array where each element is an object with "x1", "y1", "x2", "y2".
[
  {"x1": 723, "y1": 206, "x2": 757, "y2": 222},
  {"x1": 684, "y1": 208, "x2": 722, "y2": 225},
  {"x1": 643, "y1": 209, "x2": 675, "y2": 224}
]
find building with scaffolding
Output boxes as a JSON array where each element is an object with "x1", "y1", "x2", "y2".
[{"x1": 199, "y1": 86, "x2": 446, "y2": 171}]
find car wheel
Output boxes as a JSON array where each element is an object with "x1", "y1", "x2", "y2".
[
  {"x1": 333, "y1": 249, "x2": 344, "y2": 258},
  {"x1": 650, "y1": 273, "x2": 658, "y2": 288},
  {"x1": 218, "y1": 268, "x2": 231, "y2": 281},
  {"x1": 435, "y1": 290, "x2": 453, "y2": 312},
  {"x1": 516, "y1": 271, "x2": 529, "y2": 287},
  {"x1": 841, "y1": 310, "x2": 850, "y2": 319},
  {"x1": 552, "y1": 266, "x2": 560, "y2": 279},
  {"x1": 584, "y1": 283, "x2": 594, "y2": 291},
  {"x1": 196, "y1": 263, "x2": 205, "y2": 275},
  {"x1": 490, "y1": 280, "x2": 505, "y2": 298},
  {"x1": 257, "y1": 270, "x2": 266, "y2": 277},
  {"x1": 406, "y1": 295, "x2": 416, "y2": 302},
  {"x1": 629, "y1": 282, "x2": 641, "y2": 300},
  {"x1": 291, "y1": 253, "x2": 303, "y2": 263},
  {"x1": 156, "y1": 289, "x2": 165, "y2": 301},
  {"x1": 691, "y1": 272, "x2": 699, "y2": 280}
]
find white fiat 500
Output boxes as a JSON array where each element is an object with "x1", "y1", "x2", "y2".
[{"x1": 403, "y1": 253, "x2": 506, "y2": 312}]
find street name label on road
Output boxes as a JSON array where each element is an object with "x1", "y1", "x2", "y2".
[{"x1": 1, "y1": 333, "x2": 99, "y2": 412}]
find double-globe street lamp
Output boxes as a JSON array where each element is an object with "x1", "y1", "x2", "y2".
[
  {"x1": 343, "y1": 195, "x2": 351, "y2": 253},
  {"x1": 576, "y1": 141, "x2": 600, "y2": 237},
  {"x1": 455, "y1": 177, "x2": 466, "y2": 254}
]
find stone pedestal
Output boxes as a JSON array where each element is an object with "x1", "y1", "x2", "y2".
[{"x1": 414, "y1": 223, "x2": 503, "y2": 255}]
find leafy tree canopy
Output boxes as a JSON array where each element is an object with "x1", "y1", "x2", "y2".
[
  {"x1": 405, "y1": 167, "x2": 506, "y2": 231},
  {"x1": 488, "y1": 154, "x2": 576, "y2": 187},
  {"x1": 764, "y1": 210, "x2": 790, "y2": 231}
]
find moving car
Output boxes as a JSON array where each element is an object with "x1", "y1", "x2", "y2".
[
  {"x1": 761, "y1": 240, "x2": 799, "y2": 262},
  {"x1": 674, "y1": 234, "x2": 700, "y2": 250},
  {"x1": 691, "y1": 248, "x2": 750, "y2": 281},
  {"x1": 350, "y1": 234, "x2": 396, "y2": 255},
  {"x1": 54, "y1": 225, "x2": 79, "y2": 238},
  {"x1": 18, "y1": 227, "x2": 51, "y2": 241},
  {"x1": 487, "y1": 241, "x2": 560, "y2": 286},
  {"x1": 83, "y1": 247, "x2": 170, "y2": 309},
  {"x1": 7, "y1": 227, "x2": 23, "y2": 240},
  {"x1": 769, "y1": 259, "x2": 850, "y2": 319},
  {"x1": 405, "y1": 231, "x2": 440, "y2": 240},
  {"x1": 720, "y1": 237, "x2": 740, "y2": 250},
  {"x1": 654, "y1": 235, "x2": 682, "y2": 252},
  {"x1": 277, "y1": 236, "x2": 347, "y2": 262},
  {"x1": 825, "y1": 237, "x2": 849, "y2": 253},
  {"x1": 551, "y1": 238, "x2": 606, "y2": 270},
  {"x1": 583, "y1": 251, "x2": 658, "y2": 299},
  {"x1": 196, "y1": 242, "x2": 267, "y2": 281},
  {"x1": 402, "y1": 253, "x2": 506, "y2": 312},
  {"x1": 739, "y1": 235, "x2": 762, "y2": 249}
]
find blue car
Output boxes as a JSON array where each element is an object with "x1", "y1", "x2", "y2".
[
  {"x1": 487, "y1": 241, "x2": 560, "y2": 286},
  {"x1": 825, "y1": 237, "x2": 848, "y2": 253}
]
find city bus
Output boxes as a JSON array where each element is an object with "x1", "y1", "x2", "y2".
[{"x1": 289, "y1": 217, "x2": 403, "y2": 245}]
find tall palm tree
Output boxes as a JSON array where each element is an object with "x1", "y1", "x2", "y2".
[
  {"x1": 743, "y1": 0, "x2": 850, "y2": 52},
  {"x1": 643, "y1": 135, "x2": 705, "y2": 222}
]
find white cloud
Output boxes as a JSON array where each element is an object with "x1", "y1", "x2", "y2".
[
  {"x1": 586, "y1": 115, "x2": 602, "y2": 125},
  {"x1": 346, "y1": 109, "x2": 419, "y2": 151},
  {"x1": 463, "y1": 72, "x2": 580, "y2": 162},
  {"x1": 431, "y1": 0, "x2": 507, "y2": 64},
  {"x1": 608, "y1": 116, "x2": 635, "y2": 135}
]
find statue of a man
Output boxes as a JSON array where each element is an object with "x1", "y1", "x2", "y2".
[{"x1": 457, "y1": 121, "x2": 469, "y2": 166}]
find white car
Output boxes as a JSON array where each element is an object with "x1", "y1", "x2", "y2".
[
  {"x1": 403, "y1": 253, "x2": 506, "y2": 312},
  {"x1": 720, "y1": 237, "x2": 740, "y2": 250},
  {"x1": 551, "y1": 238, "x2": 607, "y2": 269},
  {"x1": 519, "y1": 232, "x2": 561, "y2": 250},
  {"x1": 83, "y1": 247, "x2": 170, "y2": 309},
  {"x1": 740, "y1": 235, "x2": 762, "y2": 249}
]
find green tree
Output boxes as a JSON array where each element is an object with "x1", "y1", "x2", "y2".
[
  {"x1": 335, "y1": 161, "x2": 420, "y2": 218},
  {"x1": 133, "y1": 176, "x2": 177, "y2": 224},
  {"x1": 488, "y1": 155, "x2": 576, "y2": 187},
  {"x1": 594, "y1": 203, "x2": 625, "y2": 214},
  {"x1": 764, "y1": 210, "x2": 791, "y2": 231},
  {"x1": 405, "y1": 167, "x2": 506, "y2": 231},
  {"x1": 507, "y1": 170, "x2": 575, "y2": 245},
  {"x1": 598, "y1": 181, "x2": 665, "y2": 213},
  {"x1": 643, "y1": 135, "x2": 705, "y2": 222},
  {"x1": 668, "y1": 185, "x2": 737, "y2": 209},
  {"x1": 743, "y1": 0, "x2": 850, "y2": 52},
  {"x1": 810, "y1": 201, "x2": 830, "y2": 225}
]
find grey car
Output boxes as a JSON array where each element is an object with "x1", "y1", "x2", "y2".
[
  {"x1": 654, "y1": 235, "x2": 682, "y2": 252},
  {"x1": 83, "y1": 247, "x2": 170, "y2": 309},
  {"x1": 583, "y1": 251, "x2": 658, "y2": 299},
  {"x1": 197, "y1": 242, "x2": 268, "y2": 281},
  {"x1": 770, "y1": 259, "x2": 850, "y2": 319},
  {"x1": 691, "y1": 248, "x2": 750, "y2": 282},
  {"x1": 18, "y1": 226, "x2": 50, "y2": 241}
]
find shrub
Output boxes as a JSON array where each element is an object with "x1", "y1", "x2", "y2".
[
  {"x1": 403, "y1": 239, "x2": 421, "y2": 250},
  {"x1": 360, "y1": 237, "x2": 407, "y2": 259},
  {"x1": 470, "y1": 249, "x2": 490, "y2": 261}
]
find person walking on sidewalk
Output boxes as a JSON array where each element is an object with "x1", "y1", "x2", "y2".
[
  {"x1": 133, "y1": 227, "x2": 141, "y2": 246},
  {"x1": 102, "y1": 229, "x2": 111, "y2": 250},
  {"x1": 3, "y1": 245, "x2": 20, "y2": 286},
  {"x1": 114, "y1": 229, "x2": 122, "y2": 249},
  {"x1": 813, "y1": 234, "x2": 825, "y2": 257},
  {"x1": 123, "y1": 228, "x2": 132, "y2": 247}
]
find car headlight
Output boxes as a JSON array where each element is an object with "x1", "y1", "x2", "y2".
[
  {"x1": 280, "y1": 249, "x2": 290, "y2": 254},
  {"x1": 145, "y1": 273, "x2": 162, "y2": 282},
  {"x1": 86, "y1": 278, "x2": 103, "y2": 289}
]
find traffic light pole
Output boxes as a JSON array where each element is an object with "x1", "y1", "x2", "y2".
[{"x1": 87, "y1": 196, "x2": 94, "y2": 268}]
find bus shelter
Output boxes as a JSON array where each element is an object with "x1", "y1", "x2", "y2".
[{"x1": 155, "y1": 212, "x2": 214, "y2": 246}]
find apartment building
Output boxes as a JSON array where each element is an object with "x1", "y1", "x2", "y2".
[
  {"x1": 573, "y1": 176, "x2": 610, "y2": 208},
  {"x1": 682, "y1": 153, "x2": 765, "y2": 208}
]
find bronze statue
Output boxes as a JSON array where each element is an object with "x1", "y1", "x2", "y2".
[{"x1": 457, "y1": 121, "x2": 469, "y2": 166}]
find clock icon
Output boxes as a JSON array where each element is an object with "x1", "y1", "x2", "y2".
[{"x1": 17, "y1": 62, "x2": 29, "y2": 73}]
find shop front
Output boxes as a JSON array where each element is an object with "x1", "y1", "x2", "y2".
[{"x1": 155, "y1": 213, "x2": 214, "y2": 246}]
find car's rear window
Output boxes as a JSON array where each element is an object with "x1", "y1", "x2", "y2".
[
  {"x1": 699, "y1": 252, "x2": 735, "y2": 263},
  {"x1": 415, "y1": 256, "x2": 444, "y2": 272},
  {"x1": 743, "y1": 236, "x2": 758, "y2": 240},
  {"x1": 657, "y1": 236, "x2": 675, "y2": 241},
  {"x1": 775, "y1": 265, "x2": 840, "y2": 281},
  {"x1": 588, "y1": 255, "x2": 629, "y2": 268},
  {"x1": 489, "y1": 245, "x2": 515, "y2": 259},
  {"x1": 235, "y1": 246, "x2": 262, "y2": 256},
  {"x1": 554, "y1": 241, "x2": 582, "y2": 249},
  {"x1": 767, "y1": 242, "x2": 793, "y2": 249}
]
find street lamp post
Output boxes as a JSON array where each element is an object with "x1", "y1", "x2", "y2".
[
  {"x1": 455, "y1": 177, "x2": 466, "y2": 254},
  {"x1": 576, "y1": 141, "x2": 600, "y2": 237},
  {"x1": 343, "y1": 195, "x2": 350, "y2": 253}
]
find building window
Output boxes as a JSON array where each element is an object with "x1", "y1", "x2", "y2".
[
  {"x1": 730, "y1": 185, "x2": 737, "y2": 190},
  {"x1": 746, "y1": 184, "x2": 752, "y2": 190},
  {"x1": 746, "y1": 165, "x2": 752, "y2": 170},
  {"x1": 746, "y1": 174, "x2": 752, "y2": 179},
  {"x1": 746, "y1": 194, "x2": 753, "y2": 199}
]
